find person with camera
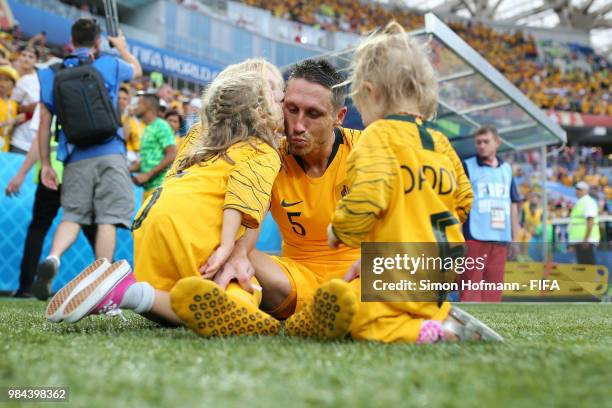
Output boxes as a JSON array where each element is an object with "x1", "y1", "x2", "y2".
[{"x1": 33, "y1": 18, "x2": 142, "y2": 300}]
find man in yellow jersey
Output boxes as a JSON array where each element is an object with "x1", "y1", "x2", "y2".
[{"x1": 210, "y1": 60, "x2": 362, "y2": 320}]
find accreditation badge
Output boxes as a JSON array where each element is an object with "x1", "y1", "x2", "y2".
[{"x1": 490, "y1": 206, "x2": 506, "y2": 229}]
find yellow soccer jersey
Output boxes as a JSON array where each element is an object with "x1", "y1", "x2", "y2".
[
  {"x1": 270, "y1": 127, "x2": 362, "y2": 270},
  {"x1": 133, "y1": 139, "x2": 281, "y2": 290},
  {"x1": 166, "y1": 122, "x2": 204, "y2": 178},
  {"x1": 331, "y1": 115, "x2": 473, "y2": 247}
]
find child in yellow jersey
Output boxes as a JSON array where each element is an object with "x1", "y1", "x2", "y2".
[
  {"x1": 167, "y1": 58, "x2": 285, "y2": 179},
  {"x1": 45, "y1": 72, "x2": 285, "y2": 338},
  {"x1": 288, "y1": 22, "x2": 503, "y2": 343}
]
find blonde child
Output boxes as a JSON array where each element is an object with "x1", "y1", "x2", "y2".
[
  {"x1": 287, "y1": 22, "x2": 503, "y2": 343},
  {"x1": 45, "y1": 71, "x2": 285, "y2": 337},
  {"x1": 167, "y1": 58, "x2": 284, "y2": 179}
]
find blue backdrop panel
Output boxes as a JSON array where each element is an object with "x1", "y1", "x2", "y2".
[{"x1": 0, "y1": 153, "x2": 281, "y2": 293}]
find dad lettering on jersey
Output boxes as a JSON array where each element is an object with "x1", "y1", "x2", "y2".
[{"x1": 400, "y1": 164, "x2": 457, "y2": 195}]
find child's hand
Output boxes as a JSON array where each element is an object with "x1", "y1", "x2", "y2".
[
  {"x1": 200, "y1": 244, "x2": 234, "y2": 279},
  {"x1": 327, "y1": 224, "x2": 340, "y2": 248},
  {"x1": 343, "y1": 258, "x2": 361, "y2": 282}
]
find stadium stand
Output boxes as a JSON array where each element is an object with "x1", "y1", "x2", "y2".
[{"x1": 240, "y1": 0, "x2": 611, "y2": 115}]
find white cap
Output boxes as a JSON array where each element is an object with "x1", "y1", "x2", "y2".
[
  {"x1": 189, "y1": 98, "x2": 202, "y2": 109},
  {"x1": 575, "y1": 181, "x2": 589, "y2": 191}
]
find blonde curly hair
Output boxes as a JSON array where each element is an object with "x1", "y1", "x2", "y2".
[
  {"x1": 177, "y1": 71, "x2": 282, "y2": 171},
  {"x1": 216, "y1": 58, "x2": 283, "y2": 84},
  {"x1": 350, "y1": 21, "x2": 438, "y2": 120}
]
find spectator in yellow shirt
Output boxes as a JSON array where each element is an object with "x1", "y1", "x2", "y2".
[{"x1": 0, "y1": 65, "x2": 23, "y2": 152}]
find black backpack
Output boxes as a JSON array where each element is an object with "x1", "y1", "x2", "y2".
[{"x1": 51, "y1": 57, "x2": 121, "y2": 147}]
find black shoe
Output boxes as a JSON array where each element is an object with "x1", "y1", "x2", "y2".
[
  {"x1": 33, "y1": 258, "x2": 59, "y2": 301},
  {"x1": 14, "y1": 291, "x2": 34, "y2": 298}
]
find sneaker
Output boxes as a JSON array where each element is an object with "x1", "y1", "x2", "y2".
[
  {"x1": 33, "y1": 258, "x2": 60, "y2": 301},
  {"x1": 443, "y1": 306, "x2": 504, "y2": 342},
  {"x1": 61, "y1": 260, "x2": 134, "y2": 324},
  {"x1": 284, "y1": 279, "x2": 357, "y2": 340},
  {"x1": 45, "y1": 259, "x2": 111, "y2": 322},
  {"x1": 170, "y1": 277, "x2": 280, "y2": 337}
]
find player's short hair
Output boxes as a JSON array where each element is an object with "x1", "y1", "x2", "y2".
[
  {"x1": 71, "y1": 18, "x2": 101, "y2": 48},
  {"x1": 474, "y1": 126, "x2": 499, "y2": 139},
  {"x1": 177, "y1": 72, "x2": 282, "y2": 171},
  {"x1": 288, "y1": 59, "x2": 346, "y2": 112},
  {"x1": 350, "y1": 21, "x2": 438, "y2": 119}
]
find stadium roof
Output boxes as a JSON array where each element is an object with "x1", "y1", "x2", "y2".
[
  {"x1": 378, "y1": 0, "x2": 612, "y2": 58},
  {"x1": 307, "y1": 13, "x2": 567, "y2": 158}
]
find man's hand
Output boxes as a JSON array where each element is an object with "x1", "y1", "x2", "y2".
[
  {"x1": 107, "y1": 32, "x2": 128, "y2": 52},
  {"x1": 41, "y1": 164, "x2": 58, "y2": 190},
  {"x1": 213, "y1": 257, "x2": 259, "y2": 293},
  {"x1": 200, "y1": 244, "x2": 234, "y2": 279},
  {"x1": 132, "y1": 172, "x2": 150, "y2": 186},
  {"x1": 327, "y1": 224, "x2": 340, "y2": 248},
  {"x1": 343, "y1": 258, "x2": 361, "y2": 282},
  {"x1": 5, "y1": 173, "x2": 26, "y2": 197}
]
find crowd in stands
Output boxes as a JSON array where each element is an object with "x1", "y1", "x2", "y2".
[
  {"x1": 502, "y1": 145, "x2": 611, "y2": 246},
  {"x1": 241, "y1": 0, "x2": 611, "y2": 116},
  {"x1": 0, "y1": 28, "x2": 201, "y2": 178}
]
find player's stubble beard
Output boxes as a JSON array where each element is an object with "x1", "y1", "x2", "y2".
[
  {"x1": 287, "y1": 130, "x2": 312, "y2": 156},
  {"x1": 285, "y1": 116, "x2": 335, "y2": 158}
]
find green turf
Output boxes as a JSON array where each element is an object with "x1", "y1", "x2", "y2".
[{"x1": 0, "y1": 300, "x2": 610, "y2": 408}]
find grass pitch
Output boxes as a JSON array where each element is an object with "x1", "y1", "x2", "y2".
[{"x1": 1, "y1": 300, "x2": 610, "y2": 408}]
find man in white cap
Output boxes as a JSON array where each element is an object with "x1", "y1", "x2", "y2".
[{"x1": 568, "y1": 181, "x2": 600, "y2": 264}]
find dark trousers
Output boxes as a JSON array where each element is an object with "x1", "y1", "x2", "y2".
[
  {"x1": 17, "y1": 181, "x2": 96, "y2": 295},
  {"x1": 574, "y1": 243, "x2": 596, "y2": 265}
]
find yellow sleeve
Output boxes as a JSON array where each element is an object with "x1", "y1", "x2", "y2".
[
  {"x1": 434, "y1": 132, "x2": 473, "y2": 223},
  {"x1": 339, "y1": 127, "x2": 362, "y2": 147},
  {"x1": 224, "y1": 147, "x2": 281, "y2": 229},
  {"x1": 331, "y1": 131, "x2": 396, "y2": 248}
]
